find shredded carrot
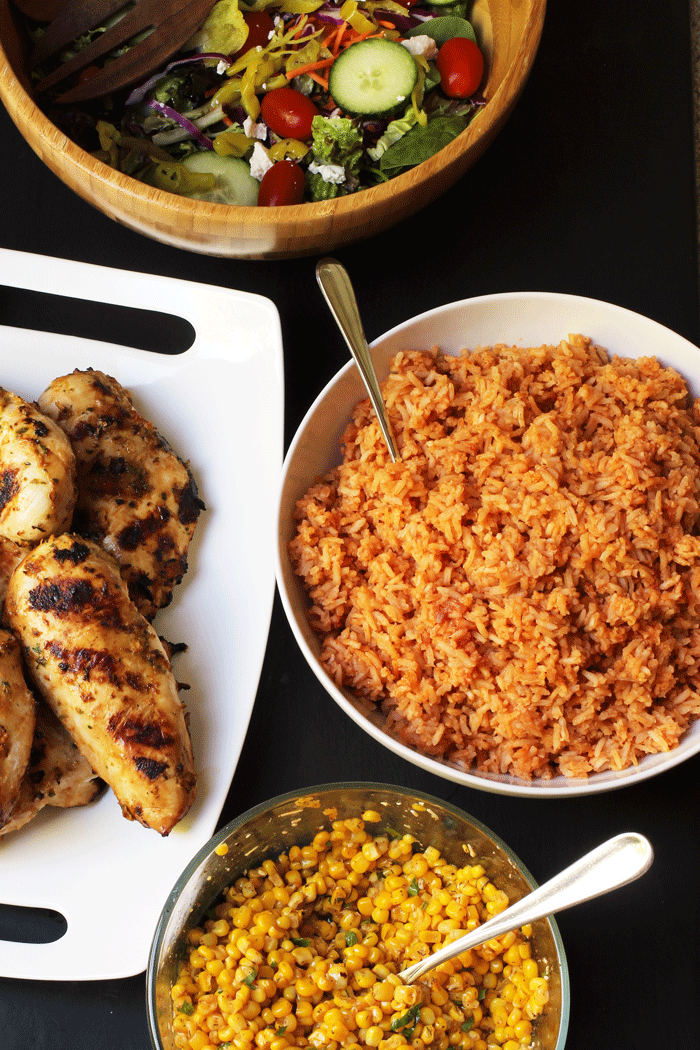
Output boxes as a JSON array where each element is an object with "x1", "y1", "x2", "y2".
[
  {"x1": 286, "y1": 55, "x2": 335, "y2": 80},
  {"x1": 307, "y1": 69, "x2": 330, "y2": 88},
  {"x1": 222, "y1": 114, "x2": 233, "y2": 126},
  {"x1": 328, "y1": 21, "x2": 348, "y2": 54},
  {"x1": 375, "y1": 19, "x2": 396, "y2": 28},
  {"x1": 318, "y1": 28, "x2": 338, "y2": 52},
  {"x1": 346, "y1": 28, "x2": 385, "y2": 43}
]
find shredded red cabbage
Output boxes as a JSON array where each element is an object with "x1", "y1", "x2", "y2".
[
  {"x1": 315, "y1": 2, "x2": 344, "y2": 20},
  {"x1": 314, "y1": 10, "x2": 345, "y2": 24},
  {"x1": 373, "y1": 9, "x2": 421, "y2": 32},
  {"x1": 146, "y1": 99, "x2": 215, "y2": 148},
  {"x1": 126, "y1": 53, "x2": 231, "y2": 106},
  {"x1": 224, "y1": 104, "x2": 248, "y2": 125}
]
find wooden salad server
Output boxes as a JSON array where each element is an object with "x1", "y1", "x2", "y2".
[{"x1": 22, "y1": 0, "x2": 217, "y2": 104}]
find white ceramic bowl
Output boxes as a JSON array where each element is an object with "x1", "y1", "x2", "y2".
[
  {"x1": 147, "y1": 783, "x2": 569, "y2": 1050},
  {"x1": 276, "y1": 291, "x2": 700, "y2": 797}
]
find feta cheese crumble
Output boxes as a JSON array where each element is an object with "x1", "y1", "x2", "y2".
[
  {"x1": 243, "y1": 116, "x2": 268, "y2": 140},
  {"x1": 250, "y1": 142, "x2": 274, "y2": 180},
  {"x1": 401, "y1": 34, "x2": 438, "y2": 60},
  {"x1": 308, "y1": 161, "x2": 346, "y2": 184}
]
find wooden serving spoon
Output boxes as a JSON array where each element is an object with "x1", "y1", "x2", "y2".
[
  {"x1": 10, "y1": 0, "x2": 63, "y2": 21},
  {"x1": 17, "y1": 0, "x2": 217, "y2": 104}
]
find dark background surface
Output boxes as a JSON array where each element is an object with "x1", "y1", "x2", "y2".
[{"x1": 1, "y1": 0, "x2": 700, "y2": 1047}]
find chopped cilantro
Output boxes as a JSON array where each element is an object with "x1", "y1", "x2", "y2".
[
  {"x1": 408, "y1": 877, "x2": 419, "y2": 896},
  {"x1": 243, "y1": 971, "x2": 257, "y2": 987},
  {"x1": 178, "y1": 1002, "x2": 194, "y2": 1015},
  {"x1": 461, "y1": 1019, "x2": 474, "y2": 1032},
  {"x1": 478, "y1": 988, "x2": 486, "y2": 1000},
  {"x1": 344, "y1": 930, "x2": 358, "y2": 947},
  {"x1": 391, "y1": 1005, "x2": 421, "y2": 1031},
  {"x1": 291, "y1": 937, "x2": 311, "y2": 947}
]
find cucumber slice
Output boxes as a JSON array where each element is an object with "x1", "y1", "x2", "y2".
[
  {"x1": 406, "y1": 16, "x2": 476, "y2": 47},
  {"x1": 328, "y1": 38, "x2": 418, "y2": 118},
  {"x1": 180, "y1": 151, "x2": 259, "y2": 206}
]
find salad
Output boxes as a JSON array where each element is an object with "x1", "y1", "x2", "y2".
[{"x1": 38, "y1": 0, "x2": 487, "y2": 206}]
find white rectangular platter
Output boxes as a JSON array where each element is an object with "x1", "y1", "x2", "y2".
[{"x1": 0, "y1": 248, "x2": 284, "y2": 981}]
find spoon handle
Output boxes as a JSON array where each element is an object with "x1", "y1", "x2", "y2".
[
  {"x1": 400, "y1": 832, "x2": 653, "y2": 984},
  {"x1": 316, "y1": 257, "x2": 399, "y2": 463}
]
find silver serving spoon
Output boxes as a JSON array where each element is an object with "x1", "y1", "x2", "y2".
[
  {"x1": 316, "y1": 257, "x2": 400, "y2": 463},
  {"x1": 400, "y1": 831, "x2": 653, "y2": 984}
]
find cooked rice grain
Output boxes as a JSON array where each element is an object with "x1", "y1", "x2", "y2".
[{"x1": 290, "y1": 336, "x2": 700, "y2": 779}]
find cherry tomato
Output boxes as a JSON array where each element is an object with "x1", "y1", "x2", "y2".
[
  {"x1": 77, "y1": 64, "x2": 100, "y2": 84},
  {"x1": 260, "y1": 87, "x2": 320, "y2": 142},
  {"x1": 238, "y1": 11, "x2": 275, "y2": 57},
  {"x1": 436, "y1": 37, "x2": 484, "y2": 99},
  {"x1": 257, "y1": 160, "x2": 306, "y2": 207}
]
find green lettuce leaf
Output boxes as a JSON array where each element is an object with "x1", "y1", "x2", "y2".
[
  {"x1": 378, "y1": 114, "x2": 470, "y2": 173},
  {"x1": 405, "y1": 15, "x2": 476, "y2": 46},
  {"x1": 306, "y1": 170, "x2": 345, "y2": 201},
  {"x1": 310, "y1": 115, "x2": 363, "y2": 175}
]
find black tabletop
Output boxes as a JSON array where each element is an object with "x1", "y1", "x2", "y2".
[{"x1": 1, "y1": 0, "x2": 699, "y2": 1047}]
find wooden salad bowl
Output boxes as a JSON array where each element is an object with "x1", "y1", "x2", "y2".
[{"x1": 0, "y1": 0, "x2": 546, "y2": 259}]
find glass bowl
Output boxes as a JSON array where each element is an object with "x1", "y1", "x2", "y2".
[{"x1": 147, "y1": 782, "x2": 569, "y2": 1050}]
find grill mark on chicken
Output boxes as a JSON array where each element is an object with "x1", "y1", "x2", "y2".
[
  {"x1": 156, "y1": 532, "x2": 176, "y2": 555},
  {"x1": 177, "y1": 480, "x2": 205, "y2": 526},
  {"x1": 30, "y1": 418, "x2": 50, "y2": 438},
  {"x1": 71, "y1": 509, "x2": 106, "y2": 543},
  {"x1": 134, "y1": 756, "x2": 168, "y2": 780},
  {"x1": 128, "y1": 571, "x2": 155, "y2": 609},
  {"x1": 27, "y1": 575, "x2": 126, "y2": 631},
  {"x1": 29, "y1": 578, "x2": 94, "y2": 614},
  {"x1": 53, "y1": 540, "x2": 91, "y2": 565},
  {"x1": 69, "y1": 419, "x2": 99, "y2": 441},
  {"x1": 45, "y1": 641, "x2": 120, "y2": 684},
  {"x1": 87, "y1": 456, "x2": 150, "y2": 500},
  {"x1": 107, "y1": 712, "x2": 175, "y2": 750},
  {"x1": 0, "y1": 470, "x2": 19, "y2": 512},
  {"x1": 117, "y1": 506, "x2": 171, "y2": 552}
]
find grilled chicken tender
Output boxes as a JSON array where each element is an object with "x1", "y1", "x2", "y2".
[
  {"x1": 38, "y1": 370, "x2": 204, "y2": 619},
  {"x1": 0, "y1": 701, "x2": 103, "y2": 836},
  {"x1": 0, "y1": 629, "x2": 36, "y2": 826},
  {"x1": 0, "y1": 389, "x2": 76, "y2": 545},
  {"x1": 5, "y1": 534, "x2": 196, "y2": 835}
]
